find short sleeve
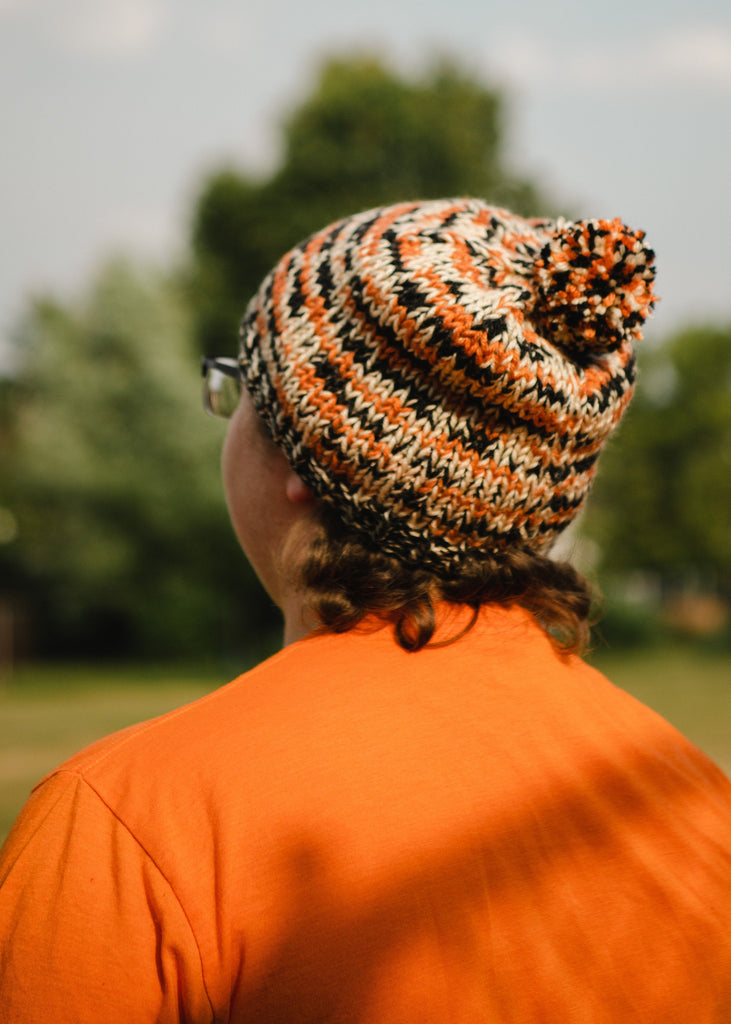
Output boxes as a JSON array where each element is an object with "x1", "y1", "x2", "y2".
[{"x1": 0, "y1": 771, "x2": 214, "y2": 1024}]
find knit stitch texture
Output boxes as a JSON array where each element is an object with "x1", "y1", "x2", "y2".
[{"x1": 238, "y1": 199, "x2": 657, "y2": 574}]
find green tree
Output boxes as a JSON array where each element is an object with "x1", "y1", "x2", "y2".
[
  {"x1": 190, "y1": 56, "x2": 545, "y2": 356},
  {"x1": 1, "y1": 259, "x2": 273, "y2": 657},
  {"x1": 586, "y1": 323, "x2": 731, "y2": 599}
]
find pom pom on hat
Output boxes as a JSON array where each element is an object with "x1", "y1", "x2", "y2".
[{"x1": 533, "y1": 218, "x2": 658, "y2": 356}]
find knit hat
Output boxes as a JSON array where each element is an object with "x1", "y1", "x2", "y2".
[{"x1": 238, "y1": 198, "x2": 657, "y2": 576}]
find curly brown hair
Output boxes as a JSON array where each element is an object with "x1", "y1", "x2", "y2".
[{"x1": 296, "y1": 506, "x2": 595, "y2": 655}]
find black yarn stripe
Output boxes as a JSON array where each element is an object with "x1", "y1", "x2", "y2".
[
  {"x1": 342, "y1": 230, "x2": 593, "y2": 450},
  {"x1": 384, "y1": 218, "x2": 631, "y2": 407},
  {"x1": 305, "y1": 246, "x2": 573, "y2": 481},
  {"x1": 289, "y1": 205, "x2": 618, "y2": 455},
  {"x1": 248, "y1": 205, "x2": 633, "y2": 459},
  {"x1": 379, "y1": 225, "x2": 632, "y2": 428},
  {"x1": 289, "y1": 217, "x2": 616, "y2": 493},
  {"x1": 245, "y1": 238, "x2": 609, "y2": 525},
  {"x1": 244, "y1": 287, "x2": 558, "y2": 543},
  {"x1": 272, "y1": 319, "x2": 591, "y2": 536},
  {"x1": 325, "y1": 221, "x2": 577, "y2": 451},
  {"x1": 336, "y1": 232, "x2": 610, "y2": 457},
  {"x1": 244, "y1": 314, "x2": 585, "y2": 561},
  {"x1": 292, "y1": 217, "x2": 502, "y2": 451},
  {"x1": 240, "y1": 248, "x2": 423, "y2": 501}
]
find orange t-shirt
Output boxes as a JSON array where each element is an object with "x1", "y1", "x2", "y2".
[{"x1": 1, "y1": 604, "x2": 730, "y2": 1023}]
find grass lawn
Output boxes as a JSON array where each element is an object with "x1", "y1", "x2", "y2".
[
  {"x1": 1, "y1": 646, "x2": 729, "y2": 844},
  {"x1": 588, "y1": 645, "x2": 731, "y2": 774},
  {"x1": 0, "y1": 660, "x2": 239, "y2": 843}
]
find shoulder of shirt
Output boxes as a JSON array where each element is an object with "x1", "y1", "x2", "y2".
[
  {"x1": 32, "y1": 627, "x2": 339, "y2": 787},
  {"x1": 31, "y1": 605, "x2": 602, "y2": 794}
]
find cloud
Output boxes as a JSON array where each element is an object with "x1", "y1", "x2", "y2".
[
  {"x1": 651, "y1": 26, "x2": 731, "y2": 88},
  {"x1": 490, "y1": 24, "x2": 731, "y2": 94},
  {"x1": 201, "y1": 9, "x2": 250, "y2": 55},
  {"x1": 59, "y1": 0, "x2": 169, "y2": 59},
  {"x1": 98, "y1": 203, "x2": 180, "y2": 258},
  {"x1": 3, "y1": 0, "x2": 170, "y2": 59}
]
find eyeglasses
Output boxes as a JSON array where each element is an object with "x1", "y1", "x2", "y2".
[{"x1": 201, "y1": 356, "x2": 243, "y2": 419}]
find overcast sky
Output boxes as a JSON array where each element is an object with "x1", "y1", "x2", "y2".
[{"x1": 1, "y1": 0, "x2": 730, "y2": 358}]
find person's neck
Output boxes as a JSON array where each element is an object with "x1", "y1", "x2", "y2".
[{"x1": 281, "y1": 589, "x2": 319, "y2": 646}]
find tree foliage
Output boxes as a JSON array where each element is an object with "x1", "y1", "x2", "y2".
[
  {"x1": 190, "y1": 56, "x2": 544, "y2": 357},
  {"x1": 585, "y1": 323, "x2": 731, "y2": 598},
  {"x1": 1, "y1": 259, "x2": 272, "y2": 656}
]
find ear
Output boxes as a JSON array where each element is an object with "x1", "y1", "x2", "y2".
[{"x1": 285, "y1": 471, "x2": 315, "y2": 505}]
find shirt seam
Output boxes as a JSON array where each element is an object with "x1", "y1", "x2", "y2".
[{"x1": 58, "y1": 770, "x2": 218, "y2": 1022}]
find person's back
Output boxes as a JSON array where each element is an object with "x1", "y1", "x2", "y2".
[
  {"x1": 2, "y1": 199, "x2": 730, "y2": 1021},
  {"x1": 3, "y1": 604, "x2": 730, "y2": 1021}
]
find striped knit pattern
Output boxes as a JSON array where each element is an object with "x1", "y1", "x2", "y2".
[{"x1": 238, "y1": 199, "x2": 657, "y2": 575}]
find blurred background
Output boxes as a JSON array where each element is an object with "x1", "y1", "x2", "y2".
[{"x1": 0, "y1": 0, "x2": 729, "y2": 835}]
